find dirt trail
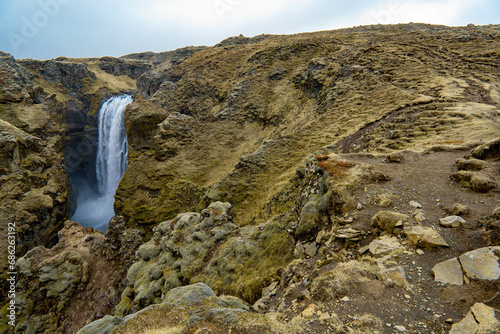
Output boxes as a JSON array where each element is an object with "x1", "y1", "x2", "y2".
[{"x1": 329, "y1": 148, "x2": 500, "y2": 333}]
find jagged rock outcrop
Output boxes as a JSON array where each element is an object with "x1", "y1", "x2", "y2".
[
  {"x1": 5, "y1": 219, "x2": 144, "y2": 334},
  {"x1": 122, "y1": 46, "x2": 207, "y2": 69},
  {"x1": 214, "y1": 34, "x2": 270, "y2": 47},
  {"x1": 0, "y1": 107, "x2": 68, "y2": 307},
  {"x1": 98, "y1": 56, "x2": 151, "y2": 79},
  {"x1": 19, "y1": 58, "x2": 97, "y2": 91},
  {"x1": 0, "y1": 51, "x2": 33, "y2": 103}
]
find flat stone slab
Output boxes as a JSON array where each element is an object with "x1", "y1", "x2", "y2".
[
  {"x1": 449, "y1": 303, "x2": 499, "y2": 334},
  {"x1": 433, "y1": 246, "x2": 500, "y2": 286},
  {"x1": 432, "y1": 258, "x2": 464, "y2": 285},
  {"x1": 459, "y1": 247, "x2": 500, "y2": 280},
  {"x1": 439, "y1": 216, "x2": 466, "y2": 228},
  {"x1": 449, "y1": 311, "x2": 480, "y2": 334}
]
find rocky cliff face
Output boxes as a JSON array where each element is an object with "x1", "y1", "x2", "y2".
[
  {"x1": 1, "y1": 23, "x2": 500, "y2": 334},
  {"x1": 0, "y1": 52, "x2": 69, "y2": 306}
]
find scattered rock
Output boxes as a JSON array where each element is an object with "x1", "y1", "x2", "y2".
[
  {"x1": 293, "y1": 242, "x2": 307, "y2": 259},
  {"x1": 378, "y1": 266, "x2": 409, "y2": 288},
  {"x1": 432, "y1": 258, "x2": 464, "y2": 285},
  {"x1": 358, "y1": 245, "x2": 370, "y2": 254},
  {"x1": 413, "y1": 210, "x2": 427, "y2": 223},
  {"x1": 439, "y1": 216, "x2": 466, "y2": 228},
  {"x1": 379, "y1": 198, "x2": 392, "y2": 207},
  {"x1": 409, "y1": 201, "x2": 422, "y2": 209},
  {"x1": 318, "y1": 311, "x2": 335, "y2": 324},
  {"x1": 335, "y1": 226, "x2": 364, "y2": 241},
  {"x1": 372, "y1": 211, "x2": 409, "y2": 233},
  {"x1": 301, "y1": 303, "x2": 318, "y2": 317},
  {"x1": 394, "y1": 325, "x2": 407, "y2": 332},
  {"x1": 368, "y1": 235, "x2": 402, "y2": 255},
  {"x1": 445, "y1": 203, "x2": 471, "y2": 216},
  {"x1": 433, "y1": 247, "x2": 500, "y2": 286},
  {"x1": 262, "y1": 282, "x2": 278, "y2": 298},
  {"x1": 450, "y1": 311, "x2": 479, "y2": 334},
  {"x1": 304, "y1": 242, "x2": 318, "y2": 257},
  {"x1": 403, "y1": 225, "x2": 449, "y2": 247},
  {"x1": 296, "y1": 198, "x2": 321, "y2": 239},
  {"x1": 450, "y1": 303, "x2": 499, "y2": 334},
  {"x1": 459, "y1": 247, "x2": 500, "y2": 280}
]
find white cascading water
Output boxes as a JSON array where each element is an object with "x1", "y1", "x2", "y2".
[{"x1": 71, "y1": 95, "x2": 133, "y2": 232}]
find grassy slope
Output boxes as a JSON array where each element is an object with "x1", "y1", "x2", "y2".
[{"x1": 116, "y1": 23, "x2": 500, "y2": 230}]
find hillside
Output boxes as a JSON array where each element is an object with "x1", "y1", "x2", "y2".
[{"x1": 0, "y1": 23, "x2": 499, "y2": 334}]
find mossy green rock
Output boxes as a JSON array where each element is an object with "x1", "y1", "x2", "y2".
[
  {"x1": 115, "y1": 202, "x2": 237, "y2": 316},
  {"x1": 13, "y1": 248, "x2": 89, "y2": 333},
  {"x1": 372, "y1": 211, "x2": 409, "y2": 233},
  {"x1": 162, "y1": 283, "x2": 217, "y2": 307},
  {"x1": 76, "y1": 315, "x2": 123, "y2": 334},
  {"x1": 83, "y1": 283, "x2": 287, "y2": 334}
]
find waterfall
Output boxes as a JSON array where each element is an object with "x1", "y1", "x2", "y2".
[
  {"x1": 96, "y1": 95, "x2": 132, "y2": 196},
  {"x1": 71, "y1": 95, "x2": 133, "y2": 232}
]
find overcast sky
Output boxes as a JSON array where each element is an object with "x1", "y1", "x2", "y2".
[{"x1": 0, "y1": 0, "x2": 498, "y2": 60}]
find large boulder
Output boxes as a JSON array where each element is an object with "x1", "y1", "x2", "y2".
[
  {"x1": 162, "y1": 283, "x2": 217, "y2": 307},
  {"x1": 76, "y1": 316, "x2": 122, "y2": 334},
  {"x1": 432, "y1": 258, "x2": 464, "y2": 285}
]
